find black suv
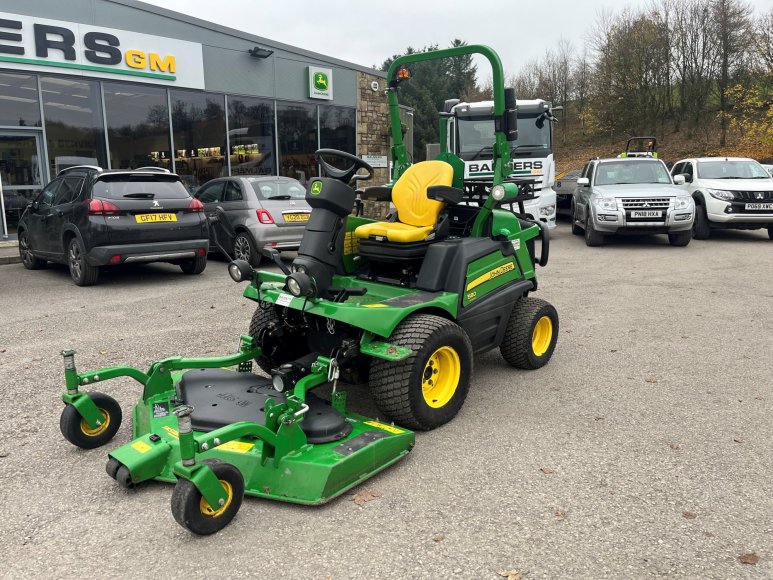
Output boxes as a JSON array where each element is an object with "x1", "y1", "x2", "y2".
[{"x1": 17, "y1": 166, "x2": 209, "y2": 286}]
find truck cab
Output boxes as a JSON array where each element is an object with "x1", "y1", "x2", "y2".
[{"x1": 442, "y1": 98, "x2": 557, "y2": 230}]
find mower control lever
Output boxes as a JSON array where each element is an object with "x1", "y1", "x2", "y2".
[
  {"x1": 328, "y1": 286, "x2": 368, "y2": 302},
  {"x1": 261, "y1": 247, "x2": 291, "y2": 275}
]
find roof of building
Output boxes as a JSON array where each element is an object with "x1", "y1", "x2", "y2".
[{"x1": 104, "y1": 0, "x2": 386, "y2": 78}]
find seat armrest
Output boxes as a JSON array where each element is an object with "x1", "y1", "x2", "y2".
[
  {"x1": 360, "y1": 186, "x2": 392, "y2": 201},
  {"x1": 427, "y1": 185, "x2": 464, "y2": 205}
]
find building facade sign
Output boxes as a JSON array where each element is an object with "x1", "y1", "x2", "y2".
[
  {"x1": 308, "y1": 66, "x2": 333, "y2": 100},
  {"x1": 0, "y1": 11, "x2": 205, "y2": 88}
]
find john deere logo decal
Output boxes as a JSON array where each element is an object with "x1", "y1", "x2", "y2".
[
  {"x1": 308, "y1": 66, "x2": 333, "y2": 100},
  {"x1": 314, "y1": 72, "x2": 328, "y2": 91},
  {"x1": 311, "y1": 181, "x2": 323, "y2": 195}
]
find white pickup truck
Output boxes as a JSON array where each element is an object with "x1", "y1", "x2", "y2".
[{"x1": 670, "y1": 157, "x2": 773, "y2": 240}]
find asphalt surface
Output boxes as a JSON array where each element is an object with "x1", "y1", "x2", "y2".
[{"x1": 1, "y1": 224, "x2": 771, "y2": 579}]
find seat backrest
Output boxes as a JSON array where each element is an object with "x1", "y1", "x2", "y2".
[{"x1": 392, "y1": 161, "x2": 453, "y2": 227}]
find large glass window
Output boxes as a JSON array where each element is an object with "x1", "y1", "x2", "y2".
[
  {"x1": 103, "y1": 82, "x2": 172, "y2": 172},
  {"x1": 171, "y1": 90, "x2": 226, "y2": 191},
  {"x1": 277, "y1": 102, "x2": 318, "y2": 184},
  {"x1": 227, "y1": 96, "x2": 275, "y2": 177},
  {"x1": 0, "y1": 72, "x2": 40, "y2": 127},
  {"x1": 319, "y1": 105, "x2": 355, "y2": 154},
  {"x1": 41, "y1": 77, "x2": 107, "y2": 175}
]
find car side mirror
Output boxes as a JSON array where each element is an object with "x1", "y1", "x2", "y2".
[
  {"x1": 673, "y1": 174, "x2": 686, "y2": 185},
  {"x1": 30, "y1": 200, "x2": 39, "y2": 211},
  {"x1": 577, "y1": 177, "x2": 590, "y2": 187}
]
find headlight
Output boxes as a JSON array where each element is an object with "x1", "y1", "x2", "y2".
[
  {"x1": 285, "y1": 271, "x2": 314, "y2": 297},
  {"x1": 491, "y1": 185, "x2": 505, "y2": 201},
  {"x1": 228, "y1": 260, "x2": 253, "y2": 282},
  {"x1": 539, "y1": 205, "x2": 556, "y2": 216},
  {"x1": 593, "y1": 196, "x2": 617, "y2": 211},
  {"x1": 674, "y1": 196, "x2": 693, "y2": 210},
  {"x1": 271, "y1": 374, "x2": 285, "y2": 392},
  {"x1": 708, "y1": 189, "x2": 734, "y2": 201}
]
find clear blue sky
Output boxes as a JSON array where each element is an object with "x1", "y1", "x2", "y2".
[{"x1": 142, "y1": 0, "x2": 771, "y2": 81}]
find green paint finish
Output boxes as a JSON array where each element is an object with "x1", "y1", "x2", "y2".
[
  {"x1": 360, "y1": 332, "x2": 413, "y2": 360},
  {"x1": 61, "y1": 391, "x2": 106, "y2": 429},
  {"x1": 0, "y1": 55, "x2": 176, "y2": 80},
  {"x1": 246, "y1": 273, "x2": 459, "y2": 338},
  {"x1": 434, "y1": 152, "x2": 466, "y2": 189},
  {"x1": 462, "y1": 250, "x2": 520, "y2": 307}
]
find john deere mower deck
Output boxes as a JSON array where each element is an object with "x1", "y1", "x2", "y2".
[{"x1": 58, "y1": 45, "x2": 558, "y2": 535}]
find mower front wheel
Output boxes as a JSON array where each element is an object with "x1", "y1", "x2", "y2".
[
  {"x1": 369, "y1": 314, "x2": 472, "y2": 431},
  {"x1": 500, "y1": 297, "x2": 559, "y2": 369},
  {"x1": 60, "y1": 392, "x2": 122, "y2": 449},
  {"x1": 171, "y1": 459, "x2": 244, "y2": 535}
]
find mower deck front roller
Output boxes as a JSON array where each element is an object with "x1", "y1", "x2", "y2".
[{"x1": 370, "y1": 313, "x2": 473, "y2": 430}]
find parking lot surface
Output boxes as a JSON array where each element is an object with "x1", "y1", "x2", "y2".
[{"x1": 1, "y1": 225, "x2": 771, "y2": 579}]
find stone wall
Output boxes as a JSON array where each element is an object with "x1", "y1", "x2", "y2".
[{"x1": 356, "y1": 71, "x2": 391, "y2": 184}]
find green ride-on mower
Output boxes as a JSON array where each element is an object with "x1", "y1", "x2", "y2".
[{"x1": 57, "y1": 45, "x2": 559, "y2": 535}]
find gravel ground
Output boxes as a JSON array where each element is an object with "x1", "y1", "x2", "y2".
[{"x1": 0, "y1": 224, "x2": 771, "y2": 579}]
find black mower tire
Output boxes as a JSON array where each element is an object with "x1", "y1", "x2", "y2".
[
  {"x1": 571, "y1": 203, "x2": 583, "y2": 235},
  {"x1": 115, "y1": 465, "x2": 135, "y2": 489},
  {"x1": 584, "y1": 214, "x2": 604, "y2": 247},
  {"x1": 19, "y1": 230, "x2": 46, "y2": 269},
  {"x1": 692, "y1": 204, "x2": 711, "y2": 239},
  {"x1": 668, "y1": 230, "x2": 692, "y2": 246},
  {"x1": 171, "y1": 459, "x2": 244, "y2": 535},
  {"x1": 180, "y1": 254, "x2": 207, "y2": 275},
  {"x1": 60, "y1": 392, "x2": 122, "y2": 449},
  {"x1": 233, "y1": 232, "x2": 261, "y2": 267},
  {"x1": 68, "y1": 237, "x2": 99, "y2": 286},
  {"x1": 369, "y1": 314, "x2": 472, "y2": 431},
  {"x1": 767, "y1": 225, "x2": 772, "y2": 240},
  {"x1": 500, "y1": 297, "x2": 559, "y2": 370}
]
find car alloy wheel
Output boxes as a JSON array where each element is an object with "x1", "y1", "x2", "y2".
[
  {"x1": 69, "y1": 241, "x2": 82, "y2": 280},
  {"x1": 233, "y1": 235, "x2": 252, "y2": 262}
]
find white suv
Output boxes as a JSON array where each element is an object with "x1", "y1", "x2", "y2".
[{"x1": 671, "y1": 157, "x2": 773, "y2": 240}]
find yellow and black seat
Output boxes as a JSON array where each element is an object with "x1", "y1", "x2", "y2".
[{"x1": 354, "y1": 161, "x2": 461, "y2": 260}]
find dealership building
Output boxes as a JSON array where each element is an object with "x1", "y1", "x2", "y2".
[{"x1": 0, "y1": 0, "x2": 409, "y2": 238}]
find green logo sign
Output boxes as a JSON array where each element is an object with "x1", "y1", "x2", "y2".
[
  {"x1": 313, "y1": 72, "x2": 328, "y2": 91},
  {"x1": 310, "y1": 181, "x2": 323, "y2": 195}
]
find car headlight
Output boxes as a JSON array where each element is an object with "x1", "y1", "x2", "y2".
[
  {"x1": 539, "y1": 205, "x2": 556, "y2": 216},
  {"x1": 674, "y1": 196, "x2": 693, "y2": 210},
  {"x1": 593, "y1": 196, "x2": 617, "y2": 211},
  {"x1": 707, "y1": 189, "x2": 734, "y2": 201}
]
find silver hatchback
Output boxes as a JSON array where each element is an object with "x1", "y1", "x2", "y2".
[{"x1": 195, "y1": 176, "x2": 311, "y2": 265}]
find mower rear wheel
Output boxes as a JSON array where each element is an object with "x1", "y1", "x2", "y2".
[
  {"x1": 171, "y1": 459, "x2": 244, "y2": 535},
  {"x1": 369, "y1": 314, "x2": 472, "y2": 430},
  {"x1": 60, "y1": 392, "x2": 122, "y2": 449},
  {"x1": 249, "y1": 305, "x2": 308, "y2": 374},
  {"x1": 500, "y1": 297, "x2": 559, "y2": 370}
]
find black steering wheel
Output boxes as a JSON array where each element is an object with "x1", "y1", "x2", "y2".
[{"x1": 314, "y1": 149, "x2": 373, "y2": 184}]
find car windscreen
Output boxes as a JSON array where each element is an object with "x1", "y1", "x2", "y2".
[
  {"x1": 594, "y1": 161, "x2": 672, "y2": 186},
  {"x1": 697, "y1": 160, "x2": 770, "y2": 180},
  {"x1": 92, "y1": 177, "x2": 191, "y2": 199},
  {"x1": 248, "y1": 179, "x2": 306, "y2": 200},
  {"x1": 457, "y1": 115, "x2": 551, "y2": 161}
]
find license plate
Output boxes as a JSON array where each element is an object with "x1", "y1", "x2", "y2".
[
  {"x1": 745, "y1": 203, "x2": 773, "y2": 210},
  {"x1": 135, "y1": 213, "x2": 177, "y2": 223},
  {"x1": 283, "y1": 212, "x2": 309, "y2": 223},
  {"x1": 630, "y1": 210, "x2": 662, "y2": 218}
]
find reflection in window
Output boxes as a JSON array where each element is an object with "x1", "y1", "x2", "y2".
[
  {"x1": 171, "y1": 90, "x2": 226, "y2": 191},
  {"x1": 0, "y1": 72, "x2": 41, "y2": 127},
  {"x1": 277, "y1": 103, "x2": 318, "y2": 184},
  {"x1": 41, "y1": 77, "x2": 107, "y2": 175},
  {"x1": 103, "y1": 82, "x2": 172, "y2": 172},
  {"x1": 320, "y1": 106, "x2": 355, "y2": 154},
  {"x1": 228, "y1": 97, "x2": 275, "y2": 177}
]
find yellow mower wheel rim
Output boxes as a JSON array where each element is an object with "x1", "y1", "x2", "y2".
[
  {"x1": 199, "y1": 480, "x2": 234, "y2": 518},
  {"x1": 79, "y1": 409, "x2": 110, "y2": 437},
  {"x1": 532, "y1": 315, "x2": 553, "y2": 357},
  {"x1": 422, "y1": 346, "x2": 461, "y2": 408}
]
